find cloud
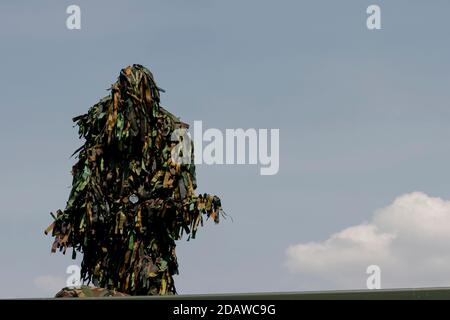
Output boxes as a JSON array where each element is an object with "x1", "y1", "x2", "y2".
[
  {"x1": 285, "y1": 192, "x2": 450, "y2": 289},
  {"x1": 33, "y1": 275, "x2": 66, "y2": 297}
]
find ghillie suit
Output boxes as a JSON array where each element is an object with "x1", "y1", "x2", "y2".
[{"x1": 46, "y1": 64, "x2": 224, "y2": 295}]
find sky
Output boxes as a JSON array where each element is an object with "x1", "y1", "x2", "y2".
[{"x1": 1, "y1": 0, "x2": 450, "y2": 298}]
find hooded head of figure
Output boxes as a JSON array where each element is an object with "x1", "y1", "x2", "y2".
[{"x1": 117, "y1": 64, "x2": 165, "y2": 105}]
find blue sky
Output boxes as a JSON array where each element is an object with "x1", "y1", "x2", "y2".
[{"x1": 1, "y1": 1, "x2": 450, "y2": 297}]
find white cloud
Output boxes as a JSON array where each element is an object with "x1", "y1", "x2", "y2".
[
  {"x1": 33, "y1": 275, "x2": 66, "y2": 297},
  {"x1": 285, "y1": 192, "x2": 450, "y2": 289}
]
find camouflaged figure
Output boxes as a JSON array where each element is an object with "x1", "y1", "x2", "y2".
[{"x1": 46, "y1": 64, "x2": 223, "y2": 296}]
